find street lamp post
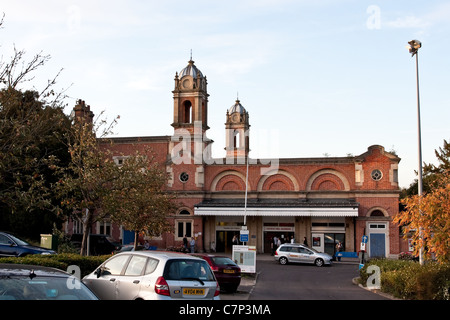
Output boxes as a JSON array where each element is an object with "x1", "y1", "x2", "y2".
[{"x1": 408, "y1": 39, "x2": 424, "y2": 265}]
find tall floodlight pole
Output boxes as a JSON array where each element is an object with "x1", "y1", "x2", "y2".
[
  {"x1": 408, "y1": 39, "x2": 424, "y2": 265},
  {"x1": 243, "y1": 155, "x2": 249, "y2": 227}
]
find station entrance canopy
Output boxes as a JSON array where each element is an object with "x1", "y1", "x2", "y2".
[{"x1": 194, "y1": 198, "x2": 359, "y2": 217}]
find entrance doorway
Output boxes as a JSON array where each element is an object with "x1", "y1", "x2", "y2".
[
  {"x1": 264, "y1": 232, "x2": 294, "y2": 254},
  {"x1": 324, "y1": 233, "x2": 345, "y2": 257},
  {"x1": 367, "y1": 222, "x2": 388, "y2": 258},
  {"x1": 369, "y1": 233, "x2": 386, "y2": 258},
  {"x1": 216, "y1": 231, "x2": 240, "y2": 253}
]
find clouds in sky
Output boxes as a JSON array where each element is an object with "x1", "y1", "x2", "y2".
[{"x1": 1, "y1": 1, "x2": 449, "y2": 187}]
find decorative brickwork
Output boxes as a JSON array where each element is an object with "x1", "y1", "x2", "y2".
[{"x1": 66, "y1": 59, "x2": 405, "y2": 258}]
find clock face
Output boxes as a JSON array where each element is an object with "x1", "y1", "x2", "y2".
[
  {"x1": 182, "y1": 79, "x2": 191, "y2": 89},
  {"x1": 232, "y1": 113, "x2": 240, "y2": 123}
]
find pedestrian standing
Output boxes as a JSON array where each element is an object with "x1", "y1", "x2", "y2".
[
  {"x1": 272, "y1": 236, "x2": 278, "y2": 255},
  {"x1": 190, "y1": 237, "x2": 196, "y2": 253},
  {"x1": 183, "y1": 234, "x2": 188, "y2": 252},
  {"x1": 303, "y1": 237, "x2": 308, "y2": 246},
  {"x1": 336, "y1": 241, "x2": 343, "y2": 261}
]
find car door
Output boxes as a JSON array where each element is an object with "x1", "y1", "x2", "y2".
[
  {"x1": 89, "y1": 254, "x2": 130, "y2": 300},
  {"x1": 116, "y1": 255, "x2": 148, "y2": 300},
  {"x1": 287, "y1": 246, "x2": 302, "y2": 263},
  {"x1": 298, "y1": 247, "x2": 314, "y2": 264},
  {"x1": 0, "y1": 234, "x2": 17, "y2": 257}
]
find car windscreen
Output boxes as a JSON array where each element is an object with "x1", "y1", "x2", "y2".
[
  {"x1": 210, "y1": 257, "x2": 237, "y2": 266},
  {"x1": 164, "y1": 259, "x2": 215, "y2": 282},
  {"x1": 7, "y1": 234, "x2": 29, "y2": 246},
  {"x1": 0, "y1": 276, "x2": 98, "y2": 300}
]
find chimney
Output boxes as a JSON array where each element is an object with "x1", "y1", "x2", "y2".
[{"x1": 72, "y1": 99, "x2": 94, "y2": 124}]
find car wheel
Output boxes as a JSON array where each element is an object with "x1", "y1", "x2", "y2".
[
  {"x1": 314, "y1": 258, "x2": 324, "y2": 267},
  {"x1": 279, "y1": 257, "x2": 288, "y2": 265}
]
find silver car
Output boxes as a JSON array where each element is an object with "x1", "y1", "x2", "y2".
[
  {"x1": 83, "y1": 251, "x2": 220, "y2": 300},
  {"x1": 274, "y1": 243, "x2": 333, "y2": 267}
]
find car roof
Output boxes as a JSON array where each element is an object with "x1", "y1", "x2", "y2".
[
  {"x1": 0, "y1": 264, "x2": 71, "y2": 278},
  {"x1": 113, "y1": 250, "x2": 206, "y2": 261},
  {"x1": 0, "y1": 231, "x2": 15, "y2": 236},
  {"x1": 191, "y1": 253, "x2": 229, "y2": 258}
]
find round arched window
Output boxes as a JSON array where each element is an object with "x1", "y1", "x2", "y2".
[
  {"x1": 370, "y1": 210, "x2": 385, "y2": 217},
  {"x1": 179, "y1": 172, "x2": 189, "y2": 183},
  {"x1": 371, "y1": 169, "x2": 383, "y2": 181}
]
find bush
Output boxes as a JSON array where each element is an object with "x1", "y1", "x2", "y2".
[
  {"x1": 360, "y1": 259, "x2": 450, "y2": 300},
  {"x1": 0, "y1": 253, "x2": 111, "y2": 278}
]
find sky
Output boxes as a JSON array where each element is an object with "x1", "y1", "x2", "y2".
[{"x1": 1, "y1": 0, "x2": 449, "y2": 188}]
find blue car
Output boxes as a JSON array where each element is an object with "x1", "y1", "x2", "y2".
[{"x1": 0, "y1": 232, "x2": 56, "y2": 257}]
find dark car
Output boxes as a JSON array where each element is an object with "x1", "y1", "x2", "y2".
[
  {"x1": 0, "y1": 264, "x2": 98, "y2": 300},
  {"x1": 0, "y1": 232, "x2": 56, "y2": 257},
  {"x1": 191, "y1": 253, "x2": 241, "y2": 293},
  {"x1": 69, "y1": 234, "x2": 121, "y2": 255}
]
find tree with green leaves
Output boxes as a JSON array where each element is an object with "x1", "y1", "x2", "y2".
[
  {"x1": 401, "y1": 139, "x2": 450, "y2": 198},
  {"x1": 54, "y1": 112, "x2": 119, "y2": 255},
  {"x1": 55, "y1": 111, "x2": 177, "y2": 254},
  {"x1": 101, "y1": 149, "x2": 177, "y2": 250},
  {"x1": 0, "y1": 15, "x2": 72, "y2": 238}
]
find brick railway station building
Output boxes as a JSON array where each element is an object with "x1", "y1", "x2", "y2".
[{"x1": 67, "y1": 59, "x2": 408, "y2": 258}]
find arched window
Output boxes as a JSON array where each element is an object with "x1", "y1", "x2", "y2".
[
  {"x1": 183, "y1": 101, "x2": 192, "y2": 123},
  {"x1": 233, "y1": 130, "x2": 240, "y2": 148},
  {"x1": 370, "y1": 210, "x2": 385, "y2": 217}
]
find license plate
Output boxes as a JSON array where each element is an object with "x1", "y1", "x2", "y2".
[
  {"x1": 223, "y1": 269, "x2": 235, "y2": 274},
  {"x1": 183, "y1": 288, "x2": 205, "y2": 295}
]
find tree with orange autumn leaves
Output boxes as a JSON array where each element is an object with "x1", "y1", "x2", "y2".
[{"x1": 395, "y1": 140, "x2": 450, "y2": 263}]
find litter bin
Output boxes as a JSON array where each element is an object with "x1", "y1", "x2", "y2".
[{"x1": 40, "y1": 234, "x2": 58, "y2": 250}]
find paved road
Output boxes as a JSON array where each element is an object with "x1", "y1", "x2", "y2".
[{"x1": 222, "y1": 255, "x2": 389, "y2": 300}]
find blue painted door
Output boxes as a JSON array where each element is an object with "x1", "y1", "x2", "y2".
[
  {"x1": 122, "y1": 230, "x2": 135, "y2": 245},
  {"x1": 369, "y1": 233, "x2": 385, "y2": 258}
]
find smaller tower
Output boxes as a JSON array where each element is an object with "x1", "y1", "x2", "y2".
[{"x1": 225, "y1": 99, "x2": 250, "y2": 158}]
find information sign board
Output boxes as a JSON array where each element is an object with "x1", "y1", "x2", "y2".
[{"x1": 232, "y1": 245, "x2": 256, "y2": 273}]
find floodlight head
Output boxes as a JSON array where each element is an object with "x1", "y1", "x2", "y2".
[{"x1": 408, "y1": 40, "x2": 422, "y2": 56}]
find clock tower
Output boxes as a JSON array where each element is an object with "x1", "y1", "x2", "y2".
[
  {"x1": 172, "y1": 58, "x2": 209, "y2": 135},
  {"x1": 169, "y1": 58, "x2": 212, "y2": 189},
  {"x1": 225, "y1": 99, "x2": 250, "y2": 159}
]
